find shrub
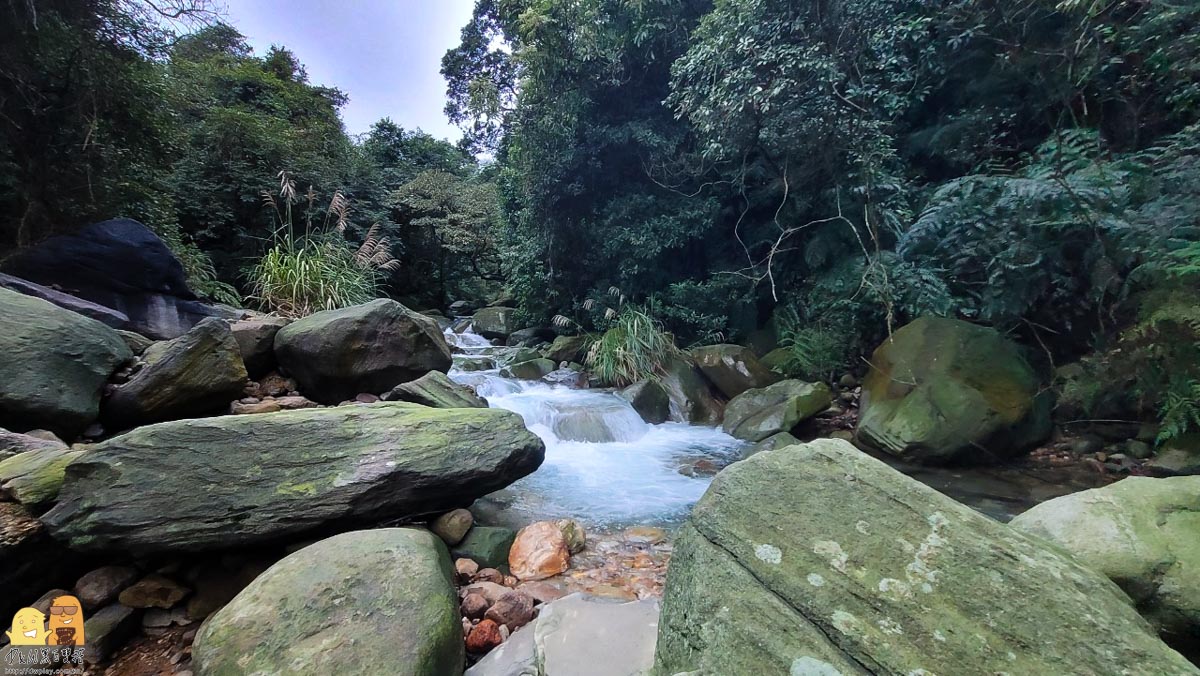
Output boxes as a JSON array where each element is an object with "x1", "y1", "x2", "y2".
[
  {"x1": 248, "y1": 171, "x2": 398, "y2": 317},
  {"x1": 584, "y1": 306, "x2": 681, "y2": 387}
]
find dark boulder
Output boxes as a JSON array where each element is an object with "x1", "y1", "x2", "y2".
[
  {"x1": 102, "y1": 318, "x2": 248, "y2": 429},
  {"x1": 1, "y1": 218, "x2": 224, "y2": 339},
  {"x1": 472, "y1": 307, "x2": 517, "y2": 340},
  {"x1": 506, "y1": 326, "x2": 557, "y2": 348},
  {"x1": 619, "y1": 381, "x2": 670, "y2": 425},
  {"x1": 229, "y1": 316, "x2": 290, "y2": 378},
  {"x1": 274, "y1": 299, "x2": 452, "y2": 404},
  {"x1": 689, "y1": 344, "x2": 778, "y2": 399}
]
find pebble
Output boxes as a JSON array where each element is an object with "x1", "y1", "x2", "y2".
[
  {"x1": 465, "y1": 619, "x2": 503, "y2": 653},
  {"x1": 474, "y1": 568, "x2": 504, "y2": 584},
  {"x1": 460, "y1": 592, "x2": 490, "y2": 620},
  {"x1": 455, "y1": 558, "x2": 480, "y2": 581},
  {"x1": 484, "y1": 590, "x2": 536, "y2": 630}
]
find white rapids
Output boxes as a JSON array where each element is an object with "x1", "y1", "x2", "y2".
[{"x1": 445, "y1": 327, "x2": 745, "y2": 528}]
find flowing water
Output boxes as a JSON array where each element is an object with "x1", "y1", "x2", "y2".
[{"x1": 445, "y1": 326, "x2": 745, "y2": 529}]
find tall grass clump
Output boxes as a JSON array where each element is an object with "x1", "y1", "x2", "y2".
[
  {"x1": 582, "y1": 305, "x2": 681, "y2": 387},
  {"x1": 249, "y1": 171, "x2": 399, "y2": 317}
]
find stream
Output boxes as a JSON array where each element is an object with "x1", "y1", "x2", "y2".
[
  {"x1": 443, "y1": 325, "x2": 1109, "y2": 532},
  {"x1": 446, "y1": 328, "x2": 745, "y2": 530}
]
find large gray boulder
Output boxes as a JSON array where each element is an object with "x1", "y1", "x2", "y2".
[
  {"x1": 1011, "y1": 476, "x2": 1200, "y2": 645},
  {"x1": 689, "y1": 344, "x2": 778, "y2": 399},
  {"x1": 42, "y1": 403, "x2": 544, "y2": 553},
  {"x1": 654, "y1": 439, "x2": 1196, "y2": 675},
  {"x1": 466, "y1": 593, "x2": 659, "y2": 676},
  {"x1": 193, "y1": 528, "x2": 462, "y2": 675},
  {"x1": 473, "y1": 307, "x2": 518, "y2": 340},
  {"x1": 0, "y1": 288, "x2": 132, "y2": 438},
  {"x1": 856, "y1": 316, "x2": 1051, "y2": 465},
  {"x1": 659, "y1": 357, "x2": 724, "y2": 425},
  {"x1": 0, "y1": 218, "x2": 225, "y2": 339},
  {"x1": 383, "y1": 370, "x2": 487, "y2": 408},
  {"x1": 102, "y1": 317, "x2": 248, "y2": 429},
  {"x1": 721, "y1": 380, "x2": 831, "y2": 441},
  {"x1": 544, "y1": 335, "x2": 589, "y2": 364},
  {"x1": 274, "y1": 299, "x2": 452, "y2": 404},
  {"x1": 229, "y1": 315, "x2": 290, "y2": 378}
]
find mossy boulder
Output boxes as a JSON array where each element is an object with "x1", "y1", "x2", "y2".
[
  {"x1": 228, "y1": 315, "x2": 290, "y2": 378},
  {"x1": 0, "y1": 288, "x2": 132, "y2": 438},
  {"x1": 473, "y1": 306, "x2": 517, "y2": 340},
  {"x1": 544, "y1": 335, "x2": 589, "y2": 364},
  {"x1": 42, "y1": 403, "x2": 544, "y2": 553},
  {"x1": 689, "y1": 344, "x2": 778, "y2": 399},
  {"x1": 654, "y1": 439, "x2": 1196, "y2": 675},
  {"x1": 0, "y1": 429, "x2": 67, "y2": 463},
  {"x1": 619, "y1": 380, "x2": 670, "y2": 425},
  {"x1": 742, "y1": 431, "x2": 800, "y2": 458},
  {"x1": 856, "y1": 316, "x2": 1050, "y2": 465},
  {"x1": 660, "y1": 357, "x2": 724, "y2": 425},
  {"x1": 383, "y1": 370, "x2": 487, "y2": 408},
  {"x1": 0, "y1": 446, "x2": 85, "y2": 509},
  {"x1": 193, "y1": 528, "x2": 462, "y2": 676},
  {"x1": 721, "y1": 380, "x2": 831, "y2": 442},
  {"x1": 103, "y1": 317, "x2": 248, "y2": 429},
  {"x1": 1011, "y1": 476, "x2": 1200, "y2": 644},
  {"x1": 501, "y1": 358, "x2": 556, "y2": 381},
  {"x1": 274, "y1": 299, "x2": 452, "y2": 404},
  {"x1": 451, "y1": 526, "x2": 517, "y2": 569}
]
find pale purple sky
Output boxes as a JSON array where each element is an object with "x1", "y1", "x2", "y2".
[{"x1": 220, "y1": 0, "x2": 475, "y2": 140}]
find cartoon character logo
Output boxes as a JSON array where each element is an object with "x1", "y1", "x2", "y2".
[
  {"x1": 45, "y1": 595, "x2": 85, "y2": 646},
  {"x1": 4, "y1": 607, "x2": 47, "y2": 645}
]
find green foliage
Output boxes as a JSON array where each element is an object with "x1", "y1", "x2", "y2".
[
  {"x1": 773, "y1": 309, "x2": 852, "y2": 383},
  {"x1": 584, "y1": 306, "x2": 682, "y2": 387},
  {"x1": 248, "y1": 173, "x2": 397, "y2": 317},
  {"x1": 249, "y1": 236, "x2": 378, "y2": 317}
]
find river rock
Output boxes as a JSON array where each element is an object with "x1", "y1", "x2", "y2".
[
  {"x1": 618, "y1": 380, "x2": 670, "y2": 424},
  {"x1": 473, "y1": 307, "x2": 517, "y2": 340},
  {"x1": 1011, "y1": 476, "x2": 1200, "y2": 643},
  {"x1": 507, "y1": 326, "x2": 557, "y2": 348},
  {"x1": 485, "y1": 590, "x2": 536, "y2": 630},
  {"x1": 690, "y1": 344, "x2": 778, "y2": 399},
  {"x1": 721, "y1": 379, "x2": 831, "y2": 442},
  {"x1": 467, "y1": 619, "x2": 504, "y2": 653},
  {"x1": 856, "y1": 316, "x2": 1051, "y2": 465},
  {"x1": 510, "y1": 521, "x2": 570, "y2": 581},
  {"x1": 0, "y1": 429, "x2": 66, "y2": 463},
  {"x1": 465, "y1": 593, "x2": 659, "y2": 676},
  {"x1": 115, "y1": 329, "x2": 154, "y2": 355},
  {"x1": 544, "y1": 335, "x2": 589, "y2": 364},
  {"x1": 0, "y1": 288, "x2": 132, "y2": 438},
  {"x1": 0, "y1": 218, "x2": 224, "y2": 339},
  {"x1": 102, "y1": 317, "x2": 248, "y2": 429},
  {"x1": 73, "y1": 566, "x2": 139, "y2": 610},
  {"x1": 42, "y1": 404, "x2": 544, "y2": 553},
  {"x1": 501, "y1": 358, "x2": 556, "y2": 381},
  {"x1": 449, "y1": 300, "x2": 476, "y2": 316},
  {"x1": 431, "y1": 508, "x2": 475, "y2": 546},
  {"x1": 1146, "y1": 434, "x2": 1200, "y2": 477},
  {"x1": 543, "y1": 368, "x2": 588, "y2": 388},
  {"x1": 384, "y1": 370, "x2": 487, "y2": 408},
  {"x1": 743, "y1": 431, "x2": 801, "y2": 458},
  {"x1": 229, "y1": 315, "x2": 289, "y2": 378},
  {"x1": 557, "y1": 518, "x2": 586, "y2": 554},
  {"x1": 83, "y1": 604, "x2": 139, "y2": 663},
  {"x1": 193, "y1": 528, "x2": 462, "y2": 675},
  {"x1": 274, "y1": 299, "x2": 452, "y2": 404},
  {"x1": 0, "y1": 446, "x2": 86, "y2": 508},
  {"x1": 452, "y1": 527, "x2": 517, "y2": 569},
  {"x1": 659, "y1": 356, "x2": 724, "y2": 425},
  {"x1": 653, "y1": 438, "x2": 1195, "y2": 675},
  {"x1": 117, "y1": 574, "x2": 190, "y2": 609}
]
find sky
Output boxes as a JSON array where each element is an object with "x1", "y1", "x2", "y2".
[{"x1": 220, "y1": 0, "x2": 475, "y2": 141}]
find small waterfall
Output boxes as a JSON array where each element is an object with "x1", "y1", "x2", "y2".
[
  {"x1": 447, "y1": 352, "x2": 746, "y2": 527},
  {"x1": 444, "y1": 324, "x2": 493, "y2": 350}
]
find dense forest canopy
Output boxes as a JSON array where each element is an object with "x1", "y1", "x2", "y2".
[{"x1": 0, "y1": 0, "x2": 1197, "y2": 442}]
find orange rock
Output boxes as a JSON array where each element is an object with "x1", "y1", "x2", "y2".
[
  {"x1": 509, "y1": 521, "x2": 570, "y2": 581},
  {"x1": 465, "y1": 619, "x2": 503, "y2": 653}
]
